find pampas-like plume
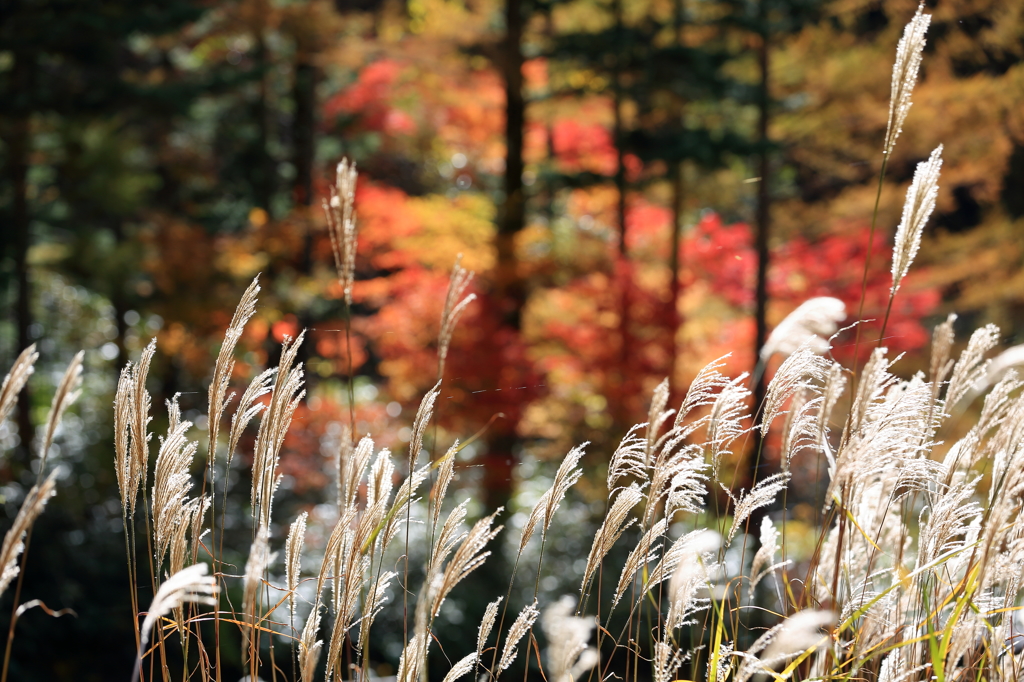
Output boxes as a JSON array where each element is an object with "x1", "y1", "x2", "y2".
[
  {"x1": 607, "y1": 424, "x2": 647, "y2": 488},
  {"x1": 499, "y1": 599, "x2": 539, "y2": 672},
  {"x1": 131, "y1": 339, "x2": 157, "y2": 507},
  {"x1": 978, "y1": 344, "x2": 1024, "y2": 393},
  {"x1": 749, "y1": 517, "x2": 787, "y2": 597},
  {"x1": 38, "y1": 351, "x2": 83, "y2": 473},
  {"x1": 227, "y1": 367, "x2": 275, "y2": 469},
  {"x1": 114, "y1": 364, "x2": 136, "y2": 514},
  {"x1": 815, "y1": 363, "x2": 846, "y2": 469},
  {"x1": 664, "y1": 531, "x2": 721, "y2": 630},
  {"x1": 341, "y1": 435, "x2": 375, "y2": 511},
  {"x1": 252, "y1": 331, "x2": 305, "y2": 528},
  {"x1": 325, "y1": 158, "x2": 358, "y2": 306},
  {"x1": 152, "y1": 397, "x2": 199, "y2": 565},
  {"x1": 438, "y1": 256, "x2": 476, "y2": 378},
  {"x1": 0, "y1": 470, "x2": 57, "y2": 598},
  {"x1": 519, "y1": 444, "x2": 587, "y2": 552},
  {"x1": 891, "y1": 145, "x2": 942, "y2": 296},
  {"x1": 653, "y1": 642, "x2": 685, "y2": 682},
  {"x1": 138, "y1": 563, "x2": 218, "y2": 661},
  {"x1": 408, "y1": 382, "x2": 441, "y2": 468},
  {"x1": 478, "y1": 596, "x2": 502, "y2": 656},
  {"x1": 761, "y1": 348, "x2": 830, "y2": 436},
  {"x1": 541, "y1": 595, "x2": 598, "y2": 682},
  {"x1": 736, "y1": 610, "x2": 835, "y2": 682},
  {"x1": 883, "y1": 4, "x2": 930, "y2": 156},
  {"x1": 286, "y1": 512, "x2": 308, "y2": 631},
  {"x1": 946, "y1": 323, "x2": 1000, "y2": 408},
  {"x1": 645, "y1": 378, "x2": 673, "y2": 464},
  {"x1": 441, "y1": 653, "x2": 479, "y2": 682},
  {"x1": 930, "y1": 313, "x2": 957, "y2": 390},
  {"x1": 430, "y1": 508, "x2": 502, "y2": 619},
  {"x1": 726, "y1": 473, "x2": 790, "y2": 544},
  {"x1": 761, "y1": 297, "x2": 846, "y2": 361},
  {"x1": 780, "y1": 388, "x2": 822, "y2": 469},
  {"x1": 614, "y1": 518, "x2": 667, "y2": 607},
  {"x1": 168, "y1": 495, "x2": 210, "y2": 631},
  {"x1": 0, "y1": 345, "x2": 37, "y2": 426},
  {"x1": 581, "y1": 483, "x2": 643, "y2": 595},
  {"x1": 430, "y1": 442, "x2": 458, "y2": 532},
  {"x1": 299, "y1": 596, "x2": 324, "y2": 682},
  {"x1": 242, "y1": 524, "x2": 275, "y2": 659},
  {"x1": 207, "y1": 275, "x2": 260, "y2": 459},
  {"x1": 706, "y1": 375, "x2": 751, "y2": 478}
]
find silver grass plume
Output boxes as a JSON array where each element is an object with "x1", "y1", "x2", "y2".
[
  {"x1": 677, "y1": 356, "x2": 733, "y2": 427},
  {"x1": 581, "y1": 483, "x2": 643, "y2": 595},
  {"x1": 607, "y1": 424, "x2": 647, "y2": 488},
  {"x1": 658, "y1": 450, "x2": 709, "y2": 521},
  {"x1": 152, "y1": 397, "x2": 198, "y2": 565},
  {"x1": 946, "y1": 323, "x2": 1000, "y2": 408},
  {"x1": 252, "y1": 331, "x2": 306, "y2": 529},
  {"x1": 541, "y1": 596, "x2": 598, "y2": 682},
  {"x1": 977, "y1": 344, "x2": 1024, "y2": 394},
  {"x1": 207, "y1": 275, "x2": 260, "y2": 461},
  {"x1": 169, "y1": 496, "x2": 210, "y2": 578},
  {"x1": 0, "y1": 470, "x2": 57, "y2": 598},
  {"x1": 430, "y1": 442, "x2": 458, "y2": 532},
  {"x1": 138, "y1": 563, "x2": 218, "y2": 662},
  {"x1": 226, "y1": 367, "x2": 275, "y2": 470},
  {"x1": 780, "y1": 387, "x2": 822, "y2": 470},
  {"x1": 706, "y1": 374, "x2": 751, "y2": 479},
  {"x1": 382, "y1": 464, "x2": 430, "y2": 550},
  {"x1": 749, "y1": 517, "x2": 787, "y2": 597},
  {"x1": 884, "y1": 4, "x2": 930, "y2": 157},
  {"x1": 38, "y1": 351, "x2": 84, "y2": 473},
  {"x1": 726, "y1": 473, "x2": 790, "y2": 544},
  {"x1": 114, "y1": 363, "x2": 136, "y2": 514},
  {"x1": 736, "y1": 609, "x2": 835, "y2": 682},
  {"x1": 325, "y1": 158, "x2": 358, "y2": 306},
  {"x1": 341, "y1": 435, "x2": 375, "y2": 511},
  {"x1": 477, "y1": 597, "x2": 502, "y2": 658},
  {"x1": 645, "y1": 378, "x2": 673, "y2": 465},
  {"x1": 168, "y1": 495, "x2": 210, "y2": 631},
  {"x1": 816, "y1": 363, "x2": 846, "y2": 470},
  {"x1": 499, "y1": 599, "x2": 539, "y2": 672},
  {"x1": 614, "y1": 518, "x2": 668, "y2": 607},
  {"x1": 761, "y1": 297, "x2": 846, "y2": 361},
  {"x1": 131, "y1": 340, "x2": 157, "y2": 508},
  {"x1": 663, "y1": 530, "x2": 721, "y2": 630},
  {"x1": 429, "y1": 508, "x2": 502, "y2": 620},
  {"x1": 442, "y1": 653, "x2": 479, "y2": 682},
  {"x1": 519, "y1": 444, "x2": 587, "y2": 552},
  {"x1": 761, "y1": 348, "x2": 830, "y2": 437},
  {"x1": 242, "y1": 523, "x2": 275, "y2": 658},
  {"x1": 286, "y1": 511, "x2": 308, "y2": 633},
  {"x1": 649, "y1": 529, "x2": 721, "y2": 606},
  {"x1": 930, "y1": 313, "x2": 957, "y2": 392},
  {"x1": 438, "y1": 255, "x2": 476, "y2": 378},
  {"x1": 299, "y1": 596, "x2": 324, "y2": 682},
  {"x1": 0, "y1": 345, "x2": 37, "y2": 426},
  {"x1": 408, "y1": 381, "x2": 441, "y2": 472},
  {"x1": 653, "y1": 642, "x2": 685, "y2": 682},
  {"x1": 357, "y1": 569, "x2": 396, "y2": 654},
  {"x1": 891, "y1": 145, "x2": 943, "y2": 296}
]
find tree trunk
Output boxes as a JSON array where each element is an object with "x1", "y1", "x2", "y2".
[
  {"x1": 5, "y1": 51, "x2": 35, "y2": 469},
  {"x1": 482, "y1": 0, "x2": 526, "y2": 515},
  {"x1": 668, "y1": 0, "x2": 685, "y2": 393},
  {"x1": 751, "y1": 3, "x2": 771, "y2": 489},
  {"x1": 255, "y1": 28, "x2": 274, "y2": 212},
  {"x1": 612, "y1": 0, "x2": 632, "y2": 413}
]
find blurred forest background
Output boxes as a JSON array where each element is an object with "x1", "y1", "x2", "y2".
[{"x1": 1, "y1": 0, "x2": 1023, "y2": 678}]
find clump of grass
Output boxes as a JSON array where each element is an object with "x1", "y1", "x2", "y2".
[{"x1": 4, "y1": 6, "x2": 1024, "y2": 682}]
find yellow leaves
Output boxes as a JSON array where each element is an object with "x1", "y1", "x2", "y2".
[{"x1": 400, "y1": 193, "x2": 497, "y2": 272}]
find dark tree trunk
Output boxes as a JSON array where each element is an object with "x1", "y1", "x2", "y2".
[
  {"x1": 668, "y1": 0, "x2": 685, "y2": 393},
  {"x1": 751, "y1": 4, "x2": 771, "y2": 489},
  {"x1": 255, "y1": 29, "x2": 274, "y2": 212},
  {"x1": 292, "y1": 56, "x2": 318, "y2": 391},
  {"x1": 5, "y1": 51, "x2": 35, "y2": 469},
  {"x1": 482, "y1": 0, "x2": 526, "y2": 515}
]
